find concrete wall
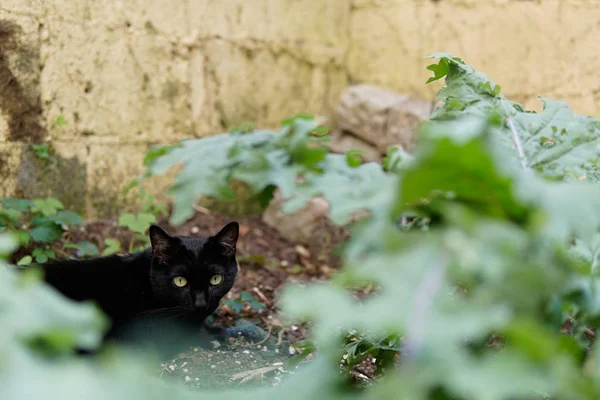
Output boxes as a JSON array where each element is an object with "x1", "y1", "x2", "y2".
[{"x1": 1, "y1": 0, "x2": 598, "y2": 217}]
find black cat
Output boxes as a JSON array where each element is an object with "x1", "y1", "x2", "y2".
[{"x1": 28, "y1": 222, "x2": 240, "y2": 355}]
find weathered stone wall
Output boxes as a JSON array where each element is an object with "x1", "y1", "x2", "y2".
[{"x1": 1, "y1": 0, "x2": 598, "y2": 217}]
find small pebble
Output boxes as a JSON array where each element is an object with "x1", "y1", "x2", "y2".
[
  {"x1": 183, "y1": 369, "x2": 188, "y2": 373},
  {"x1": 288, "y1": 346, "x2": 295, "y2": 355},
  {"x1": 185, "y1": 376, "x2": 191, "y2": 382},
  {"x1": 243, "y1": 350, "x2": 250, "y2": 354},
  {"x1": 235, "y1": 361, "x2": 241, "y2": 364},
  {"x1": 194, "y1": 348, "x2": 198, "y2": 352},
  {"x1": 191, "y1": 227, "x2": 200, "y2": 234},
  {"x1": 169, "y1": 365, "x2": 175, "y2": 371}
]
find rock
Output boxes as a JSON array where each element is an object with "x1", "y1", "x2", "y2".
[
  {"x1": 328, "y1": 129, "x2": 381, "y2": 162},
  {"x1": 336, "y1": 84, "x2": 433, "y2": 153},
  {"x1": 262, "y1": 189, "x2": 348, "y2": 265}
]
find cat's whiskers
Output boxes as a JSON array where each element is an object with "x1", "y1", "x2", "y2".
[{"x1": 140, "y1": 306, "x2": 186, "y2": 316}]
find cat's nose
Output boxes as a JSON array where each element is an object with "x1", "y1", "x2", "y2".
[{"x1": 194, "y1": 293, "x2": 207, "y2": 309}]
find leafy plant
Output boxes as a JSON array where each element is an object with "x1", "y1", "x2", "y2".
[
  {"x1": 0, "y1": 197, "x2": 83, "y2": 264},
  {"x1": 7, "y1": 53, "x2": 600, "y2": 400},
  {"x1": 225, "y1": 291, "x2": 266, "y2": 313},
  {"x1": 53, "y1": 114, "x2": 68, "y2": 127},
  {"x1": 341, "y1": 330, "x2": 400, "y2": 377},
  {"x1": 31, "y1": 143, "x2": 53, "y2": 161},
  {"x1": 102, "y1": 238, "x2": 121, "y2": 256},
  {"x1": 127, "y1": 54, "x2": 600, "y2": 399},
  {"x1": 118, "y1": 212, "x2": 156, "y2": 252},
  {"x1": 138, "y1": 187, "x2": 168, "y2": 217},
  {"x1": 64, "y1": 241, "x2": 100, "y2": 258},
  {"x1": 126, "y1": 114, "x2": 375, "y2": 226}
]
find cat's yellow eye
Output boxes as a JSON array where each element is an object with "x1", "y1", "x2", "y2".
[
  {"x1": 210, "y1": 274, "x2": 223, "y2": 285},
  {"x1": 173, "y1": 276, "x2": 187, "y2": 287}
]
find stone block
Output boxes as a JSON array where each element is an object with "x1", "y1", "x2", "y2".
[
  {"x1": 41, "y1": 18, "x2": 192, "y2": 143},
  {"x1": 86, "y1": 143, "x2": 174, "y2": 218},
  {"x1": 196, "y1": 39, "x2": 346, "y2": 130},
  {"x1": 336, "y1": 85, "x2": 431, "y2": 153},
  {"x1": 0, "y1": 142, "x2": 24, "y2": 198},
  {"x1": 0, "y1": 141, "x2": 88, "y2": 213},
  {"x1": 0, "y1": 12, "x2": 44, "y2": 143},
  {"x1": 189, "y1": 0, "x2": 350, "y2": 65},
  {"x1": 1, "y1": 0, "x2": 42, "y2": 16}
]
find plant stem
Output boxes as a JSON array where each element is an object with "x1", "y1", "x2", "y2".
[
  {"x1": 402, "y1": 256, "x2": 448, "y2": 362},
  {"x1": 507, "y1": 117, "x2": 527, "y2": 170}
]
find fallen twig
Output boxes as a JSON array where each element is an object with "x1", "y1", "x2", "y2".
[
  {"x1": 252, "y1": 287, "x2": 270, "y2": 304},
  {"x1": 255, "y1": 323, "x2": 273, "y2": 346},
  {"x1": 230, "y1": 365, "x2": 280, "y2": 384}
]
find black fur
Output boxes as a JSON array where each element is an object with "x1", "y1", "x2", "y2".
[{"x1": 27, "y1": 222, "x2": 239, "y2": 354}]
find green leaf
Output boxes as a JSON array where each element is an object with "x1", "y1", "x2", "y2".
[
  {"x1": 382, "y1": 146, "x2": 415, "y2": 172},
  {"x1": 0, "y1": 198, "x2": 34, "y2": 212},
  {"x1": 118, "y1": 213, "x2": 156, "y2": 235},
  {"x1": 345, "y1": 149, "x2": 366, "y2": 168},
  {"x1": 16, "y1": 255, "x2": 32, "y2": 266},
  {"x1": 53, "y1": 114, "x2": 68, "y2": 126},
  {"x1": 102, "y1": 238, "x2": 121, "y2": 256},
  {"x1": 428, "y1": 53, "x2": 600, "y2": 183},
  {"x1": 0, "y1": 233, "x2": 18, "y2": 257},
  {"x1": 64, "y1": 241, "x2": 99, "y2": 257},
  {"x1": 249, "y1": 300, "x2": 265, "y2": 311},
  {"x1": 31, "y1": 198, "x2": 64, "y2": 217},
  {"x1": 31, "y1": 143, "x2": 51, "y2": 160},
  {"x1": 239, "y1": 291, "x2": 255, "y2": 302},
  {"x1": 225, "y1": 299, "x2": 244, "y2": 313},
  {"x1": 133, "y1": 117, "x2": 336, "y2": 226},
  {"x1": 15, "y1": 230, "x2": 31, "y2": 246},
  {"x1": 425, "y1": 57, "x2": 450, "y2": 83},
  {"x1": 32, "y1": 248, "x2": 49, "y2": 263},
  {"x1": 282, "y1": 155, "x2": 394, "y2": 225},
  {"x1": 281, "y1": 113, "x2": 315, "y2": 126},
  {"x1": 48, "y1": 211, "x2": 83, "y2": 227},
  {"x1": 0, "y1": 208, "x2": 22, "y2": 224},
  {"x1": 29, "y1": 225, "x2": 63, "y2": 243}
]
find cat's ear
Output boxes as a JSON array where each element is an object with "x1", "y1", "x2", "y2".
[
  {"x1": 211, "y1": 222, "x2": 239, "y2": 256},
  {"x1": 149, "y1": 225, "x2": 176, "y2": 262}
]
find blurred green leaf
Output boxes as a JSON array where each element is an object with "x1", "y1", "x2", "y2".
[
  {"x1": 102, "y1": 238, "x2": 121, "y2": 256},
  {"x1": 31, "y1": 198, "x2": 64, "y2": 217},
  {"x1": 48, "y1": 211, "x2": 83, "y2": 227},
  {"x1": 118, "y1": 213, "x2": 156, "y2": 235},
  {"x1": 64, "y1": 241, "x2": 99, "y2": 257},
  {"x1": 29, "y1": 225, "x2": 63, "y2": 243}
]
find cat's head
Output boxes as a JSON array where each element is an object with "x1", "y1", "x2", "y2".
[{"x1": 147, "y1": 222, "x2": 239, "y2": 320}]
